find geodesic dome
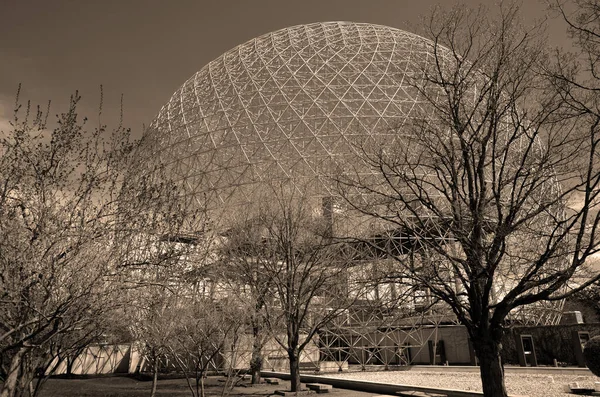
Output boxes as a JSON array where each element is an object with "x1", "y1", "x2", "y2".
[
  {"x1": 144, "y1": 22, "x2": 437, "y2": 214},
  {"x1": 141, "y1": 21, "x2": 566, "y2": 327}
]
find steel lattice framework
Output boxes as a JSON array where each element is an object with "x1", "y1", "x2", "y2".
[
  {"x1": 143, "y1": 22, "x2": 565, "y2": 369},
  {"x1": 144, "y1": 22, "x2": 436, "y2": 213}
]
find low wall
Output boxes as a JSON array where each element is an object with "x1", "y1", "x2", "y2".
[
  {"x1": 261, "y1": 371, "x2": 528, "y2": 397},
  {"x1": 409, "y1": 365, "x2": 593, "y2": 375}
]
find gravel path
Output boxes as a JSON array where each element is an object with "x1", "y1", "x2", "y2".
[{"x1": 322, "y1": 369, "x2": 599, "y2": 397}]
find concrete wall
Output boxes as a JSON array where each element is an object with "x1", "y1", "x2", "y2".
[
  {"x1": 502, "y1": 323, "x2": 600, "y2": 366},
  {"x1": 223, "y1": 333, "x2": 320, "y2": 371},
  {"x1": 48, "y1": 344, "x2": 139, "y2": 375},
  {"x1": 437, "y1": 326, "x2": 471, "y2": 364},
  {"x1": 403, "y1": 326, "x2": 470, "y2": 365},
  {"x1": 339, "y1": 326, "x2": 472, "y2": 366},
  {"x1": 45, "y1": 325, "x2": 473, "y2": 376},
  {"x1": 46, "y1": 323, "x2": 600, "y2": 375}
]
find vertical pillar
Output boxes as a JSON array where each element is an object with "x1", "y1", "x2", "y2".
[
  {"x1": 572, "y1": 331, "x2": 590, "y2": 367},
  {"x1": 322, "y1": 196, "x2": 334, "y2": 238},
  {"x1": 428, "y1": 339, "x2": 446, "y2": 365}
]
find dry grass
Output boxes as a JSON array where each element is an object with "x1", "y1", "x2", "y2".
[
  {"x1": 35, "y1": 376, "x2": 280, "y2": 397},
  {"x1": 34, "y1": 375, "x2": 377, "y2": 397}
]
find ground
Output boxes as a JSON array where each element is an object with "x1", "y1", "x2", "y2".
[
  {"x1": 19, "y1": 369, "x2": 600, "y2": 397},
  {"x1": 34, "y1": 376, "x2": 381, "y2": 397},
  {"x1": 324, "y1": 368, "x2": 600, "y2": 397}
]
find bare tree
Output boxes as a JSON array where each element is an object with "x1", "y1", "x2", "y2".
[
  {"x1": 27, "y1": 312, "x2": 113, "y2": 397},
  {"x1": 167, "y1": 296, "x2": 246, "y2": 397},
  {"x1": 0, "y1": 90, "x2": 196, "y2": 397},
  {"x1": 128, "y1": 289, "x2": 182, "y2": 397},
  {"x1": 222, "y1": 184, "x2": 362, "y2": 393},
  {"x1": 337, "y1": 4, "x2": 600, "y2": 397},
  {"x1": 0, "y1": 91, "x2": 133, "y2": 397},
  {"x1": 123, "y1": 225, "x2": 214, "y2": 397},
  {"x1": 220, "y1": 220, "x2": 275, "y2": 385}
]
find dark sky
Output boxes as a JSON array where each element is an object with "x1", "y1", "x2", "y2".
[{"x1": 0, "y1": 0, "x2": 570, "y2": 136}]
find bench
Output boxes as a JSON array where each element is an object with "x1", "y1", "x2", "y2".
[
  {"x1": 274, "y1": 390, "x2": 312, "y2": 396},
  {"x1": 306, "y1": 383, "x2": 333, "y2": 393},
  {"x1": 397, "y1": 391, "x2": 447, "y2": 397}
]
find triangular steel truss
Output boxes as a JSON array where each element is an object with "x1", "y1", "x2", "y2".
[
  {"x1": 140, "y1": 22, "x2": 566, "y2": 371},
  {"x1": 143, "y1": 22, "x2": 439, "y2": 217}
]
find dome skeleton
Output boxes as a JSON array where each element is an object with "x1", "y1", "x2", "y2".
[
  {"x1": 148, "y1": 22, "x2": 439, "y2": 211},
  {"x1": 144, "y1": 21, "x2": 566, "y2": 369}
]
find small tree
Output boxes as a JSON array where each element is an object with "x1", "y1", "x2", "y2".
[
  {"x1": 337, "y1": 4, "x2": 600, "y2": 397},
  {"x1": 0, "y1": 91, "x2": 136, "y2": 397},
  {"x1": 168, "y1": 297, "x2": 246, "y2": 397},
  {"x1": 223, "y1": 183, "x2": 361, "y2": 392},
  {"x1": 29, "y1": 313, "x2": 112, "y2": 396},
  {"x1": 221, "y1": 220, "x2": 275, "y2": 385},
  {"x1": 0, "y1": 89, "x2": 197, "y2": 397},
  {"x1": 129, "y1": 291, "x2": 181, "y2": 397},
  {"x1": 122, "y1": 222, "x2": 212, "y2": 397}
]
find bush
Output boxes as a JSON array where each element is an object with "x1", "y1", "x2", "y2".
[{"x1": 583, "y1": 336, "x2": 600, "y2": 377}]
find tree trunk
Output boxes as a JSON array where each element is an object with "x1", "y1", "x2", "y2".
[
  {"x1": 15, "y1": 360, "x2": 33, "y2": 397},
  {"x1": 149, "y1": 355, "x2": 158, "y2": 397},
  {"x1": 66, "y1": 352, "x2": 77, "y2": 377},
  {"x1": 250, "y1": 324, "x2": 263, "y2": 385},
  {"x1": 195, "y1": 375, "x2": 201, "y2": 397},
  {"x1": 32, "y1": 376, "x2": 44, "y2": 397},
  {"x1": 0, "y1": 348, "x2": 26, "y2": 397},
  {"x1": 288, "y1": 350, "x2": 301, "y2": 392},
  {"x1": 15, "y1": 357, "x2": 29, "y2": 397},
  {"x1": 32, "y1": 356, "x2": 58, "y2": 397},
  {"x1": 473, "y1": 335, "x2": 508, "y2": 397},
  {"x1": 250, "y1": 353, "x2": 263, "y2": 385}
]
